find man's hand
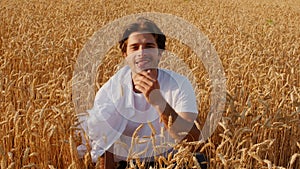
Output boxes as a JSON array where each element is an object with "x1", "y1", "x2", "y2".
[{"x1": 132, "y1": 69, "x2": 163, "y2": 106}]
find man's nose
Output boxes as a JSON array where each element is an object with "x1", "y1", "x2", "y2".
[{"x1": 138, "y1": 45, "x2": 146, "y2": 56}]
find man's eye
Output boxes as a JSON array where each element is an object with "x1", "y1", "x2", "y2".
[
  {"x1": 146, "y1": 44, "x2": 155, "y2": 48},
  {"x1": 131, "y1": 46, "x2": 139, "y2": 50}
]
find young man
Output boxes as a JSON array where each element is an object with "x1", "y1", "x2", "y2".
[{"x1": 78, "y1": 17, "x2": 202, "y2": 168}]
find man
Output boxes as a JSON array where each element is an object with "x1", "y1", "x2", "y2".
[{"x1": 78, "y1": 17, "x2": 202, "y2": 168}]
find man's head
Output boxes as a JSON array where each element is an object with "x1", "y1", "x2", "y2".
[
  {"x1": 119, "y1": 17, "x2": 166, "y2": 55},
  {"x1": 119, "y1": 18, "x2": 166, "y2": 73}
]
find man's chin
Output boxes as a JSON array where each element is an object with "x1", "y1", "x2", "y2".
[
  {"x1": 131, "y1": 67, "x2": 146, "y2": 74},
  {"x1": 134, "y1": 66, "x2": 158, "y2": 73}
]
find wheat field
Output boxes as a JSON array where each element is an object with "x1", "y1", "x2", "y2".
[{"x1": 0, "y1": 0, "x2": 299, "y2": 168}]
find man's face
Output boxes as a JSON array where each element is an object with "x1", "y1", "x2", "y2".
[{"x1": 124, "y1": 32, "x2": 161, "y2": 73}]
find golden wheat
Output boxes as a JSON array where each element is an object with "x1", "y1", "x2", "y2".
[{"x1": 1, "y1": 0, "x2": 299, "y2": 168}]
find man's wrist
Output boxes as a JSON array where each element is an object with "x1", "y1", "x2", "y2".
[{"x1": 148, "y1": 90, "x2": 166, "y2": 111}]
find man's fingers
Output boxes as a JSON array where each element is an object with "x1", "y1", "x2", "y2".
[
  {"x1": 133, "y1": 73, "x2": 156, "y2": 85},
  {"x1": 135, "y1": 76, "x2": 156, "y2": 92},
  {"x1": 133, "y1": 70, "x2": 160, "y2": 102},
  {"x1": 134, "y1": 84, "x2": 144, "y2": 93},
  {"x1": 137, "y1": 70, "x2": 156, "y2": 82}
]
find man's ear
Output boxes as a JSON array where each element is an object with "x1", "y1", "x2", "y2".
[
  {"x1": 158, "y1": 49, "x2": 163, "y2": 58},
  {"x1": 122, "y1": 52, "x2": 127, "y2": 58}
]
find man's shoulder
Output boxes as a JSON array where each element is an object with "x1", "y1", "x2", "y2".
[
  {"x1": 114, "y1": 65, "x2": 131, "y2": 76},
  {"x1": 100, "y1": 66, "x2": 130, "y2": 90},
  {"x1": 159, "y1": 68, "x2": 189, "y2": 81},
  {"x1": 110, "y1": 66, "x2": 131, "y2": 81},
  {"x1": 96, "y1": 66, "x2": 131, "y2": 99}
]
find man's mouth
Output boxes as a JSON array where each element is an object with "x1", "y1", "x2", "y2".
[{"x1": 135, "y1": 59, "x2": 150, "y2": 67}]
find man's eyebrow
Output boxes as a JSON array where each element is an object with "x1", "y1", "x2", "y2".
[
  {"x1": 145, "y1": 42, "x2": 156, "y2": 45},
  {"x1": 128, "y1": 43, "x2": 139, "y2": 47},
  {"x1": 128, "y1": 42, "x2": 156, "y2": 46}
]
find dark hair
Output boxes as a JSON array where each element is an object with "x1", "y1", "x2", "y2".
[{"x1": 119, "y1": 17, "x2": 166, "y2": 54}]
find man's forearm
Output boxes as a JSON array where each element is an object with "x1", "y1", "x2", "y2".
[{"x1": 154, "y1": 100, "x2": 200, "y2": 142}]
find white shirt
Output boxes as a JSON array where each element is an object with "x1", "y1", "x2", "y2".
[{"x1": 77, "y1": 66, "x2": 198, "y2": 162}]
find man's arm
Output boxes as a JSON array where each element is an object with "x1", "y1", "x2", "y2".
[
  {"x1": 132, "y1": 70, "x2": 200, "y2": 142},
  {"x1": 151, "y1": 92, "x2": 200, "y2": 142}
]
